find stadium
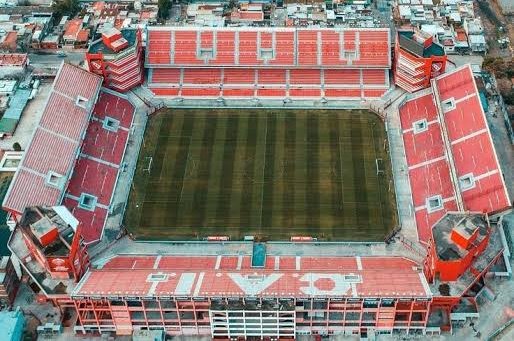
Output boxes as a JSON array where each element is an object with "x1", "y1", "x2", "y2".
[{"x1": 2, "y1": 25, "x2": 513, "y2": 339}]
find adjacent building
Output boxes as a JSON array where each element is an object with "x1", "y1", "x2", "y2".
[
  {"x1": 0, "y1": 256, "x2": 20, "y2": 307},
  {"x1": 0, "y1": 308, "x2": 25, "y2": 341}
]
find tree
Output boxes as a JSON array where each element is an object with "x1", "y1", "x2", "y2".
[
  {"x1": 52, "y1": 0, "x2": 81, "y2": 22},
  {"x1": 12, "y1": 142, "x2": 21, "y2": 151},
  {"x1": 158, "y1": 0, "x2": 172, "y2": 21}
]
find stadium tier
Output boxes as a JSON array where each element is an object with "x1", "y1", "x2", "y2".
[
  {"x1": 72, "y1": 254, "x2": 432, "y2": 336},
  {"x1": 2, "y1": 64, "x2": 135, "y2": 244},
  {"x1": 399, "y1": 65, "x2": 511, "y2": 242},
  {"x1": 145, "y1": 27, "x2": 391, "y2": 100},
  {"x1": 2, "y1": 64, "x2": 102, "y2": 216}
]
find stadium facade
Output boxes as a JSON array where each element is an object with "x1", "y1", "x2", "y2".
[
  {"x1": 1, "y1": 24, "x2": 512, "y2": 339},
  {"x1": 71, "y1": 254, "x2": 433, "y2": 337}
]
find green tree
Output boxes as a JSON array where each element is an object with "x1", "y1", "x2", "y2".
[
  {"x1": 158, "y1": 0, "x2": 172, "y2": 20},
  {"x1": 12, "y1": 142, "x2": 21, "y2": 151},
  {"x1": 52, "y1": 0, "x2": 81, "y2": 18}
]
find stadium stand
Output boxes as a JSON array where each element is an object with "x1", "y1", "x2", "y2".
[
  {"x1": 71, "y1": 254, "x2": 431, "y2": 336},
  {"x1": 2, "y1": 65, "x2": 134, "y2": 244},
  {"x1": 399, "y1": 65, "x2": 511, "y2": 243},
  {"x1": 3, "y1": 64, "x2": 102, "y2": 216},
  {"x1": 146, "y1": 27, "x2": 391, "y2": 100},
  {"x1": 64, "y1": 91, "x2": 134, "y2": 243}
]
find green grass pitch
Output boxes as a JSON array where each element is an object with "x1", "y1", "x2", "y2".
[{"x1": 124, "y1": 108, "x2": 397, "y2": 241}]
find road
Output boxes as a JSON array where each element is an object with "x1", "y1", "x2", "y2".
[{"x1": 28, "y1": 51, "x2": 85, "y2": 69}]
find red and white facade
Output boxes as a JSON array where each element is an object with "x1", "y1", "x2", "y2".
[
  {"x1": 145, "y1": 27, "x2": 391, "y2": 100},
  {"x1": 72, "y1": 255, "x2": 432, "y2": 337},
  {"x1": 399, "y1": 65, "x2": 511, "y2": 243},
  {"x1": 86, "y1": 29, "x2": 144, "y2": 92},
  {"x1": 394, "y1": 30, "x2": 447, "y2": 93}
]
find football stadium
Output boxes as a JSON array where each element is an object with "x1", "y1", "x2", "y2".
[
  {"x1": 124, "y1": 108, "x2": 396, "y2": 241},
  {"x1": 1, "y1": 24, "x2": 513, "y2": 339}
]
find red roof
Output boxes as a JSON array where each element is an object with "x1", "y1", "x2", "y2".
[
  {"x1": 399, "y1": 65, "x2": 511, "y2": 242},
  {"x1": 73, "y1": 255, "x2": 430, "y2": 298},
  {"x1": 0, "y1": 53, "x2": 27, "y2": 67},
  {"x1": 235, "y1": 11, "x2": 264, "y2": 21},
  {"x1": 2, "y1": 64, "x2": 102, "y2": 215},
  {"x1": 77, "y1": 29, "x2": 89, "y2": 43},
  {"x1": 63, "y1": 18, "x2": 83, "y2": 41},
  {"x1": 146, "y1": 27, "x2": 391, "y2": 68}
]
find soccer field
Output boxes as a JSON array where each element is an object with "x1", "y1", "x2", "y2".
[{"x1": 124, "y1": 108, "x2": 397, "y2": 241}]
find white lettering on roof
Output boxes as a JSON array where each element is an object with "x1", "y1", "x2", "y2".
[
  {"x1": 174, "y1": 273, "x2": 196, "y2": 295},
  {"x1": 228, "y1": 273, "x2": 283, "y2": 296},
  {"x1": 299, "y1": 273, "x2": 361, "y2": 296}
]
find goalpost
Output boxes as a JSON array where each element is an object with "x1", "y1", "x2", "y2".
[
  {"x1": 376, "y1": 158, "x2": 385, "y2": 176},
  {"x1": 143, "y1": 156, "x2": 153, "y2": 174}
]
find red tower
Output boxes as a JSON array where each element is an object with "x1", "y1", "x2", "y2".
[
  {"x1": 86, "y1": 28, "x2": 144, "y2": 92},
  {"x1": 394, "y1": 29, "x2": 447, "y2": 93},
  {"x1": 12, "y1": 206, "x2": 90, "y2": 283},
  {"x1": 423, "y1": 212, "x2": 491, "y2": 283}
]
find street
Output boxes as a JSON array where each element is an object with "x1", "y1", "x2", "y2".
[{"x1": 28, "y1": 51, "x2": 85, "y2": 69}]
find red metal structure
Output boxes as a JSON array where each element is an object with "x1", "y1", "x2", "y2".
[
  {"x1": 145, "y1": 27, "x2": 391, "y2": 100},
  {"x1": 394, "y1": 30, "x2": 447, "y2": 93},
  {"x1": 86, "y1": 28, "x2": 144, "y2": 92}
]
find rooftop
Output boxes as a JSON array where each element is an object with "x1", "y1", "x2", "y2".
[
  {"x1": 429, "y1": 217, "x2": 505, "y2": 296},
  {"x1": 63, "y1": 18, "x2": 82, "y2": 41},
  {"x1": 432, "y1": 212, "x2": 489, "y2": 261},
  {"x1": 89, "y1": 28, "x2": 138, "y2": 55},
  {"x1": 0, "y1": 53, "x2": 27, "y2": 67},
  {"x1": 0, "y1": 309, "x2": 24, "y2": 341},
  {"x1": 398, "y1": 30, "x2": 445, "y2": 58},
  {"x1": 73, "y1": 255, "x2": 431, "y2": 299},
  {"x1": 7, "y1": 206, "x2": 81, "y2": 296},
  {"x1": 18, "y1": 206, "x2": 77, "y2": 256}
]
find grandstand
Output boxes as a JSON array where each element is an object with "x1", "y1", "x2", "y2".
[
  {"x1": 145, "y1": 27, "x2": 391, "y2": 100},
  {"x1": 72, "y1": 254, "x2": 431, "y2": 336},
  {"x1": 398, "y1": 65, "x2": 511, "y2": 242},
  {"x1": 2, "y1": 64, "x2": 135, "y2": 244}
]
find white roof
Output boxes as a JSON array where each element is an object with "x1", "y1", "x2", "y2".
[
  {"x1": 52, "y1": 206, "x2": 79, "y2": 231},
  {"x1": 469, "y1": 34, "x2": 486, "y2": 44},
  {"x1": 449, "y1": 12, "x2": 461, "y2": 22},
  {"x1": 399, "y1": 5, "x2": 412, "y2": 17}
]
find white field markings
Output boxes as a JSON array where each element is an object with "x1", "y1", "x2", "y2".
[
  {"x1": 258, "y1": 114, "x2": 269, "y2": 229},
  {"x1": 369, "y1": 116, "x2": 386, "y2": 227}
]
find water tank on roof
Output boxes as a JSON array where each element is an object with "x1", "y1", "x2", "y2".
[{"x1": 134, "y1": 1, "x2": 142, "y2": 11}]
